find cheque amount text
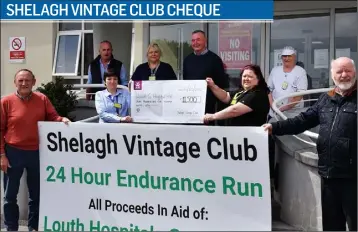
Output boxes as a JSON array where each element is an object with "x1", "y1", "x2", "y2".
[{"x1": 181, "y1": 96, "x2": 202, "y2": 103}]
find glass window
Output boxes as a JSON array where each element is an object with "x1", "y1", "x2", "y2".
[
  {"x1": 56, "y1": 22, "x2": 94, "y2": 79},
  {"x1": 270, "y1": 14, "x2": 330, "y2": 89},
  {"x1": 149, "y1": 23, "x2": 203, "y2": 79},
  {"x1": 208, "y1": 22, "x2": 262, "y2": 90},
  {"x1": 335, "y1": 9, "x2": 357, "y2": 65},
  {"x1": 77, "y1": 33, "x2": 94, "y2": 76},
  {"x1": 53, "y1": 34, "x2": 81, "y2": 75}
]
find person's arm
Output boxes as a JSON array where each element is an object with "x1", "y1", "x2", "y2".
[
  {"x1": 272, "y1": 94, "x2": 322, "y2": 136},
  {"x1": 95, "y1": 92, "x2": 122, "y2": 123},
  {"x1": 0, "y1": 99, "x2": 7, "y2": 155},
  {"x1": 268, "y1": 93, "x2": 274, "y2": 107},
  {"x1": 87, "y1": 66, "x2": 92, "y2": 84},
  {"x1": 166, "y1": 63, "x2": 178, "y2": 80},
  {"x1": 267, "y1": 70, "x2": 275, "y2": 107},
  {"x1": 86, "y1": 65, "x2": 92, "y2": 100},
  {"x1": 120, "y1": 66, "x2": 128, "y2": 86},
  {"x1": 44, "y1": 97, "x2": 63, "y2": 122},
  {"x1": 211, "y1": 90, "x2": 266, "y2": 120},
  {"x1": 126, "y1": 91, "x2": 131, "y2": 116},
  {"x1": 210, "y1": 102, "x2": 252, "y2": 121},
  {"x1": 213, "y1": 56, "x2": 229, "y2": 89},
  {"x1": 182, "y1": 57, "x2": 188, "y2": 80},
  {"x1": 131, "y1": 65, "x2": 139, "y2": 81},
  {"x1": 281, "y1": 69, "x2": 308, "y2": 111},
  {"x1": 208, "y1": 84, "x2": 230, "y2": 104}
]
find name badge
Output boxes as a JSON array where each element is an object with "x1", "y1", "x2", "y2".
[
  {"x1": 114, "y1": 103, "x2": 121, "y2": 109},
  {"x1": 281, "y1": 81, "x2": 288, "y2": 90},
  {"x1": 149, "y1": 75, "x2": 156, "y2": 81}
]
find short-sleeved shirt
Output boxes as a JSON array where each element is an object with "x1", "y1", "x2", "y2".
[
  {"x1": 95, "y1": 89, "x2": 131, "y2": 123},
  {"x1": 268, "y1": 65, "x2": 308, "y2": 116},
  {"x1": 227, "y1": 88, "x2": 270, "y2": 126}
]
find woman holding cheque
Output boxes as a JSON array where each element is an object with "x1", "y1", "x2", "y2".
[
  {"x1": 95, "y1": 69, "x2": 132, "y2": 123},
  {"x1": 203, "y1": 64, "x2": 270, "y2": 126}
]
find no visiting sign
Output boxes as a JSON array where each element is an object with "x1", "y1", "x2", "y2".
[{"x1": 9, "y1": 37, "x2": 26, "y2": 63}]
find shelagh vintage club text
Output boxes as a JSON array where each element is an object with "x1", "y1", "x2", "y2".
[
  {"x1": 6, "y1": 3, "x2": 221, "y2": 17},
  {"x1": 46, "y1": 132, "x2": 258, "y2": 162}
]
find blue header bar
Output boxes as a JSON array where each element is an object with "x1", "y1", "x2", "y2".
[{"x1": 1, "y1": 0, "x2": 273, "y2": 21}]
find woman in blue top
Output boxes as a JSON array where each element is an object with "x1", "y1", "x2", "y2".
[
  {"x1": 130, "y1": 43, "x2": 177, "y2": 81},
  {"x1": 95, "y1": 69, "x2": 132, "y2": 123}
]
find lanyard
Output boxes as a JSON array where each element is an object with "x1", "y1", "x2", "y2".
[
  {"x1": 230, "y1": 90, "x2": 245, "y2": 105},
  {"x1": 150, "y1": 62, "x2": 160, "y2": 75},
  {"x1": 109, "y1": 95, "x2": 120, "y2": 115}
]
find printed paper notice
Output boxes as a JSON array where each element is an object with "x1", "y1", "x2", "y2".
[{"x1": 131, "y1": 80, "x2": 207, "y2": 124}]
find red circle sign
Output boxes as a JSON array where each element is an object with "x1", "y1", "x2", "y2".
[{"x1": 12, "y1": 38, "x2": 22, "y2": 51}]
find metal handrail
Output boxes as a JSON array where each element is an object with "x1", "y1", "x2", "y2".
[{"x1": 271, "y1": 87, "x2": 334, "y2": 143}]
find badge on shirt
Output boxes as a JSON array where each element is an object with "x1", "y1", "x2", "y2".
[
  {"x1": 281, "y1": 81, "x2": 289, "y2": 90},
  {"x1": 114, "y1": 103, "x2": 122, "y2": 109},
  {"x1": 149, "y1": 74, "x2": 156, "y2": 81}
]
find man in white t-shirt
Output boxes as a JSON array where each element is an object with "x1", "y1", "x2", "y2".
[{"x1": 268, "y1": 46, "x2": 308, "y2": 118}]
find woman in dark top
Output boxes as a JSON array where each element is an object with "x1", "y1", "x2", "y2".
[
  {"x1": 131, "y1": 42, "x2": 177, "y2": 81},
  {"x1": 203, "y1": 64, "x2": 270, "y2": 126}
]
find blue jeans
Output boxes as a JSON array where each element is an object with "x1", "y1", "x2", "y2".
[{"x1": 3, "y1": 145, "x2": 40, "y2": 231}]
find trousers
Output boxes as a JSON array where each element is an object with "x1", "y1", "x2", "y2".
[
  {"x1": 321, "y1": 177, "x2": 357, "y2": 231},
  {"x1": 3, "y1": 145, "x2": 40, "y2": 231}
]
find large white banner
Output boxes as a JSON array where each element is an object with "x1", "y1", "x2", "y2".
[
  {"x1": 130, "y1": 80, "x2": 207, "y2": 124},
  {"x1": 38, "y1": 122, "x2": 271, "y2": 231}
]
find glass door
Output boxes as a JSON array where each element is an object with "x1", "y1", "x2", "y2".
[
  {"x1": 269, "y1": 14, "x2": 330, "y2": 89},
  {"x1": 149, "y1": 23, "x2": 204, "y2": 79}
]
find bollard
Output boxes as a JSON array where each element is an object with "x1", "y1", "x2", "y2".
[{"x1": 1, "y1": 170, "x2": 29, "y2": 221}]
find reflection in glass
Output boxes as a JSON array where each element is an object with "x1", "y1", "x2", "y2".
[
  {"x1": 335, "y1": 9, "x2": 357, "y2": 65},
  {"x1": 208, "y1": 23, "x2": 261, "y2": 90},
  {"x1": 55, "y1": 35, "x2": 80, "y2": 74},
  {"x1": 149, "y1": 23, "x2": 203, "y2": 79},
  {"x1": 270, "y1": 15, "x2": 330, "y2": 89},
  {"x1": 78, "y1": 33, "x2": 94, "y2": 76}
]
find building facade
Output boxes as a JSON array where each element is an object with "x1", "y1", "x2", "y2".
[{"x1": 1, "y1": 1, "x2": 357, "y2": 95}]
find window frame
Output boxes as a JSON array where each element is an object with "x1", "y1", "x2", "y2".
[
  {"x1": 54, "y1": 22, "x2": 94, "y2": 84},
  {"x1": 52, "y1": 31, "x2": 82, "y2": 76},
  {"x1": 265, "y1": 6, "x2": 357, "y2": 85}
]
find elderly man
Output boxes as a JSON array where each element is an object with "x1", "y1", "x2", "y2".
[
  {"x1": 86, "y1": 40, "x2": 128, "y2": 100},
  {"x1": 263, "y1": 57, "x2": 357, "y2": 231},
  {"x1": 0, "y1": 69, "x2": 70, "y2": 231}
]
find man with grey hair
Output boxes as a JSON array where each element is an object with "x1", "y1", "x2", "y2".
[{"x1": 263, "y1": 57, "x2": 357, "y2": 231}]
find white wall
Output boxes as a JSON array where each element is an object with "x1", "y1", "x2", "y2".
[
  {"x1": 1, "y1": 22, "x2": 56, "y2": 96},
  {"x1": 132, "y1": 23, "x2": 149, "y2": 75}
]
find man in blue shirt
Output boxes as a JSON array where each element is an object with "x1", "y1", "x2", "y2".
[{"x1": 86, "y1": 40, "x2": 128, "y2": 100}]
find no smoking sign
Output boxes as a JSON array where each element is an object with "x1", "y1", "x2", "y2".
[{"x1": 9, "y1": 36, "x2": 26, "y2": 63}]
